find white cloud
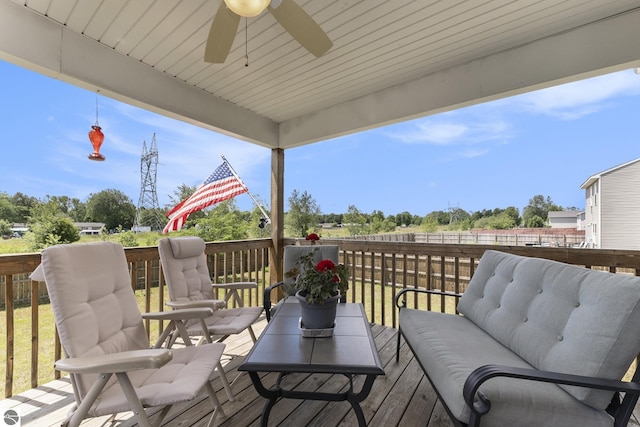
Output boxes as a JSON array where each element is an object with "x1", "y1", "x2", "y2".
[
  {"x1": 388, "y1": 115, "x2": 511, "y2": 147},
  {"x1": 459, "y1": 148, "x2": 490, "y2": 159},
  {"x1": 393, "y1": 122, "x2": 468, "y2": 145},
  {"x1": 517, "y1": 69, "x2": 640, "y2": 119}
]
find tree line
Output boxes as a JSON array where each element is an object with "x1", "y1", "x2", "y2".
[
  {"x1": 1, "y1": 187, "x2": 575, "y2": 250},
  {"x1": 286, "y1": 191, "x2": 576, "y2": 236}
]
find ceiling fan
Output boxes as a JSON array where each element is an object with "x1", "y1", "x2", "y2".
[{"x1": 204, "y1": 0, "x2": 332, "y2": 63}]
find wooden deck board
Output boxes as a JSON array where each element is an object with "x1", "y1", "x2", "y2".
[{"x1": 3, "y1": 318, "x2": 640, "y2": 426}]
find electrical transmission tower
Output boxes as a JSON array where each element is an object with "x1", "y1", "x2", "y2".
[{"x1": 133, "y1": 133, "x2": 163, "y2": 232}]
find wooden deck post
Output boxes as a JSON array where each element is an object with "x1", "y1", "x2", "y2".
[{"x1": 270, "y1": 148, "x2": 284, "y2": 292}]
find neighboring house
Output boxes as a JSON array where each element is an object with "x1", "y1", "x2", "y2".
[
  {"x1": 576, "y1": 211, "x2": 586, "y2": 231},
  {"x1": 580, "y1": 158, "x2": 640, "y2": 249},
  {"x1": 10, "y1": 223, "x2": 28, "y2": 236},
  {"x1": 11, "y1": 222, "x2": 105, "y2": 237},
  {"x1": 548, "y1": 211, "x2": 580, "y2": 229},
  {"x1": 75, "y1": 222, "x2": 105, "y2": 234}
]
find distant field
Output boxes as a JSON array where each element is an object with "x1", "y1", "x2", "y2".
[
  {"x1": 0, "y1": 226, "x2": 426, "y2": 254},
  {"x1": 0, "y1": 232, "x2": 162, "y2": 254}
]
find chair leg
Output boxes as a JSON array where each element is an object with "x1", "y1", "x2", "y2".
[
  {"x1": 396, "y1": 326, "x2": 402, "y2": 362},
  {"x1": 248, "y1": 325, "x2": 257, "y2": 342},
  {"x1": 199, "y1": 318, "x2": 213, "y2": 344},
  {"x1": 116, "y1": 372, "x2": 156, "y2": 427},
  {"x1": 67, "y1": 373, "x2": 112, "y2": 427},
  {"x1": 152, "y1": 320, "x2": 177, "y2": 349},
  {"x1": 205, "y1": 381, "x2": 225, "y2": 427},
  {"x1": 175, "y1": 320, "x2": 193, "y2": 346},
  {"x1": 217, "y1": 361, "x2": 235, "y2": 401}
]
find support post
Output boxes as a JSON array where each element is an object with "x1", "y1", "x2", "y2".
[{"x1": 270, "y1": 149, "x2": 284, "y2": 289}]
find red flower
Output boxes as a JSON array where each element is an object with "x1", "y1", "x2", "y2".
[
  {"x1": 306, "y1": 233, "x2": 320, "y2": 241},
  {"x1": 316, "y1": 259, "x2": 335, "y2": 272}
]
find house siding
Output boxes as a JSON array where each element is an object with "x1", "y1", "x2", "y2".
[
  {"x1": 584, "y1": 185, "x2": 600, "y2": 247},
  {"x1": 600, "y1": 161, "x2": 640, "y2": 250}
]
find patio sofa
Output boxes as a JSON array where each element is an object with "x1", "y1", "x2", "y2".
[{"x1": 395, "y1": 249, "x2": 640, "y2": 427}]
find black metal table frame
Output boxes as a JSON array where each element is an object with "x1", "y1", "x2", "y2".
[{"x1": 247, "y1": 370, "x2": 378, "y2": 426}]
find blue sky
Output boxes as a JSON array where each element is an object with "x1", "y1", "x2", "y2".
[{"x1": 2, "y1": 59, "x2": 640, "y2": 217}]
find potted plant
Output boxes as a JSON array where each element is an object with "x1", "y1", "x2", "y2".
[{"x1": 285, "y1": 249, "x2": 349, "y2": 330}]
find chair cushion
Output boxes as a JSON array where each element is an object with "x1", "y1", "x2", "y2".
[
  {"x1": 38, "y1": 242, "x2": 150, "y2": 399},
  {"x1": 159, "y1": 237, "x2": 215, "y2": 302},
  {"x1": 457, "y1": 250, "x2": 640, "y2": 409},
  {"x1": 185, "y1": 306, "x2": 264, "y2": 337},
  {"x1": 88, "y1": 343, "x2": 225, "y2": 416},
  {"x1": 169, "y1": 237, "x2": 206, "y2": 259}
]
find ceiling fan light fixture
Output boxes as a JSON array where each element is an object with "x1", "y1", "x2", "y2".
[{"x1": 224, "y1": 0, "x2": 270, "y2": 17}]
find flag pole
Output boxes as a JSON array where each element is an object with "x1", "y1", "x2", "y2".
[{"x1": 221, "y1": 155, "x2": 271, "y2": 225}]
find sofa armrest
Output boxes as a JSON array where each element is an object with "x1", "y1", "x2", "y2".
[
  {"x1": 463, "y1": 364, "x2": 640, "y2": 427},
  {"x1": 264, "y1": 281, "x2": 285, "y2": 322},
  {"x1": 395, "y1": 287, "x2": 463, "y2": 310}
]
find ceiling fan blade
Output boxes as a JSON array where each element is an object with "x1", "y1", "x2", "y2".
[
  {"x1": 204, "y1": 1, "x2": 241, "y2": 63},
  {"x1": 268, "y1": 0, "x2": 332, "y2": 58}
]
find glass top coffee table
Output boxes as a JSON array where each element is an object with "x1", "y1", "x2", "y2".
[{"x1": 238, "y1": 299, "x2": 384, "y2": 426}]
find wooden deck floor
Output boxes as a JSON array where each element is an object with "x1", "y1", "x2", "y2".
[{"x1": 4, "y1": 318, "x2": 640, "y2": 426}]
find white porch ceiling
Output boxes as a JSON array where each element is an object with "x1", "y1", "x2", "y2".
[{"x1": 1, "y1": 0, "x2": 640, "y2": 150}]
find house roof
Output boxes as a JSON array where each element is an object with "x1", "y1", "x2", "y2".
[
  {"x1": 1, "y1": 0, "x2": 640, "y2": 150},
  {"x1": 548, "y1": 211, "x2": 580, "y2": 219},
  {"x1": 580, "y1": 157, "x2": 640, "y2": 189}
]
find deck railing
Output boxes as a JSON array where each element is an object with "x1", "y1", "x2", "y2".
[{"x1": 3, "y1": 238, "x2": 640, "y2": 398}]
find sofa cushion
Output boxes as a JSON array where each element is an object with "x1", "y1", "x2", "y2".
[
  {"x1": 457, "y1": 250, "x2": 640, "y2": 409},
  {"x1": 400, "y1": 309, "x2": 613, "y2": 427}
]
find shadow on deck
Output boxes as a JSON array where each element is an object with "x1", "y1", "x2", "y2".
[{"x1": 4, "y1": 318, "x2": 640, "y2": 426}]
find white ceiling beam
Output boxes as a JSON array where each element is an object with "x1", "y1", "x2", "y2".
[
  {"x1": 0, "y1": 1, "x2": 279, "y2": 148},
  {"x1": 279, "y1": 8, "x2": 640, "y2": 148}
]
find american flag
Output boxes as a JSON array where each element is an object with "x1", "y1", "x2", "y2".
[{"x1": 163, "y1": 161, "x2": 247, "y2": 233}]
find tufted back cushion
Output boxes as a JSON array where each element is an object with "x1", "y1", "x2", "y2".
[
  {"x1": 282, "y1": 245, "x2": 339, "y2": 296},
  {"x1": 457, "y1": 250, "x2": 640, "y2": 409},
  {"x1": 158, "y1": 237, "x2": 215, "y2": 302},
  {"x1": 37, "y1": 242, "x2": 149, "y2": 400}
]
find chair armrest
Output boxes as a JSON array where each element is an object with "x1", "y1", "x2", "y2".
[
  {"x1": 395, "y1": 287, "x2": 463, "y2": 309},
  {"x1": 211, "y1": 282, "x2": 257, "y2": 290},
  {"x1": 211, "y1": 282, "x2": 258, "y2": 307},
  {"x1": 55, "y1": 349, "x2": 172, "y2": 374},
  {"x1": 166, "y1": 300, "x2": 225, "y2": 310},
  {"x1": 142, "y1": 307, "x2": 214, "y2": 321},
  {"x1": 264, "y1": 281, "x2": 285, "y2": 322},
  {"x1": 462, "y1": 364, "x2": 640, "y2": 423}
]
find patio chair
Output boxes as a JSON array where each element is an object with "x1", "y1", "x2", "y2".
[
  {"x1": 158, "y1": 237, "x2": 263, "y2": 346},
  {"x1": 31, "y1": 241, "x2": 227, "y2": 427},
  {"x1": 264, "y1": 244, "x2": 340, "y2": 321}
]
